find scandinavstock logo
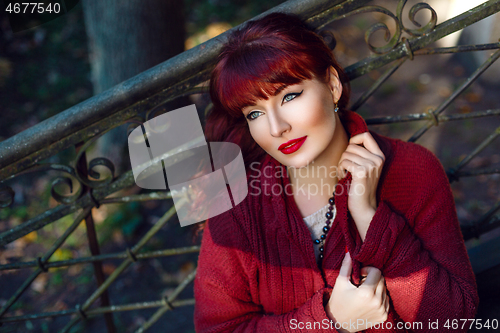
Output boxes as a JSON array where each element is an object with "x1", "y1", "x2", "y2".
[{"x1": 128, "y1": 105, "x2": 248, "y2": 227}]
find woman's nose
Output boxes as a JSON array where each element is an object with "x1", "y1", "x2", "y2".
[{"x1": 268, "y1": 111, "x2": 291, "y2": 137}]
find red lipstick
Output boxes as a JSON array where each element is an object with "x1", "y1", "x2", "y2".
[{"x1": 278, "y1": 136, "x2": 307, "y2": 155}]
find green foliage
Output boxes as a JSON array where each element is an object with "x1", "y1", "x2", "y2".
[
  {"x1": 50, "y1": 271, "x2": 64, "y2": 286},
  {"x1": 75, "y1": 272, "x2": 91, "y2": 285},
  {"x1": 97, "y1": 202, "x2": 142, "y2": 243},
  {"x1": 0, "y1": 206, "x2": 28, "y2": 221}
]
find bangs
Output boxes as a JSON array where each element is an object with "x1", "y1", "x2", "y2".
[{"x1": 212, "y1": 41, "x2": 320, "y2": 117}]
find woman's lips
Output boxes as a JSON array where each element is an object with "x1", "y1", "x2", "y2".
[{"x1": 278, "y1": 136, "x2": 307, "y2": 155}]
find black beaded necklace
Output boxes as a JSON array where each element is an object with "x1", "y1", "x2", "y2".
[{"x1": 313, "y1": 195, "x2": 335, "y2": 262}]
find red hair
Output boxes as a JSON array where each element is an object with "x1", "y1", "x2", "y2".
[{"x1": 205, "y1": 12, "x2": 350, "y2": 169}]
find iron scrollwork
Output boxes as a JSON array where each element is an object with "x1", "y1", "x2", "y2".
[
  {"x1": 326, "y1": 0, "x2": 437, "y2": 54},
  {"x1": 0, "y1": 164, "x2": 83, "y2": 207}
]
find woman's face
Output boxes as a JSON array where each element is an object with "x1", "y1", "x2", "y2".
[{"x1": 242, "y1": 67, "x2": 343, "y2": 169}]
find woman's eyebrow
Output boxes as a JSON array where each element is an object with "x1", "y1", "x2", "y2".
[{"x1": 273, "y1": 84, "x2": 289, "y2": 96}]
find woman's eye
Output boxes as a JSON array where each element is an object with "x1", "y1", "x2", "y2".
[
  {"x1": 247, "y1": 111, "x2": 263, "y2": 120},
  {"x1": 282, "y1": 90, "x2": 303, "y2": 104}
]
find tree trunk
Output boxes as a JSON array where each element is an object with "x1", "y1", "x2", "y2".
[
  {"x1": 82, "y1": 0, "x2": 185, "y2": 93},
  {"x1": 82, "y1": 0, "x2": 187, "y2": 173}
]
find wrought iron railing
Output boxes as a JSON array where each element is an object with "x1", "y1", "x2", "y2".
[{"x1": 1, "y1": 0, "x2": 500, "y2": 332}]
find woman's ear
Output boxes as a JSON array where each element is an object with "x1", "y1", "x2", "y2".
[{"x1": 327, "y1": 66, "x2": 343, "y2": 104}]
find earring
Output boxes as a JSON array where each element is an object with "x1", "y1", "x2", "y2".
[{"x1": 334, "y1": 103, "x2": 339, "y2": 113}]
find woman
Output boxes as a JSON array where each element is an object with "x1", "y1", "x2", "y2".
[{"x1": 193, "y1": 12, "x2": 478, "y2": 332}]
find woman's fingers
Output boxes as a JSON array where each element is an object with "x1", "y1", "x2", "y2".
[
  {"x1": 359, "y1": 266, "x2": 381, "y2": 292},
  {"x1": 349, "y1": 132, "x2": 385, "y2": 161},
  {"x1": 338, "y1": 252, "x2": 352, "y2": 281},
  {"x1": 375, "y1": 275, "x2": 385, "y2": 300},
  {"x1": 344, "y1": 145, "x2": 385, "y2": 174},
  {"x1": 344, "y1": 143, "x2": 383, "y2": 164},
  {"x1": 339, "y1": 151, "x2": 376, "y2": 169},
  {"x1": 338, "y1": 159, "x2": 377, "y2": 180}
]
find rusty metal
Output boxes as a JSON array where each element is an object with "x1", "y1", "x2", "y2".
[
  {"x1": 59, "y1": 200, "x2": 186, "y2": 332},
  {"x1": 414, "y1": 42, "x2": 500, "y2": 56},
  {"x1": 0, "y1": 298, "x2": 195, "y2": 323},
  {"x1": 0, "y1": 246, "x2": 200, "y2": 271},
  {"x1": 75, "y1": 143, "x2": 116, "y2": 333},
  {"x1": 462, "y1": 201, "x2": 500, "y2": 241},
  {"x1": 409, "y1": 48, "x2": 500, "y2": 142},
  {"x1": 0, "y1": 208, "x2": 91, "y2": 317},
  {"x1": 350, "y1": 58, "x2": 406, "y2": 111},
  {"x1": 447, "y1": 126, "x2": 500, "y2": 183},
  {"x1": 365, "y1": 109, "x2": 500, "y2": 125},
  {"x1": 344, "y1": 0, "x2": 500, "y2": 80},
  {"x1": 135, "y1": 269, "x2": 197, "y2": 333}
]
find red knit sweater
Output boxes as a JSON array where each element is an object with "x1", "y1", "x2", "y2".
[{"x1": 194, "y1": 110, "x2": 479, "y2": 332}]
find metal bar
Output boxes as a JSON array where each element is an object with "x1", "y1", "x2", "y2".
[
  {"x1": 86, "y1": 298, "x2": 195, "y2": 316},
  {"x1": 350, "y1": 58, "x2": 406, "y2": 111},
  {"x1": 0, "y1": 298, "x2": 195, "y2": 323},
  {"x1": 135, "y1": 269, "x2": 197, "y2": 333},
  {"x1": 475, "y1": 201, "x2": 500, "y2": 231},
  {"x1": 59, "y1": 200, "x2": 185, "y2": 333},
  {"x1": 307, "y1": 0, "x2": 371, "y2": 29},
  {"x1": 0, "y1": 130, "x2": 198, "y2": 246},
  {"x1": 414, "y1": 42, "x2": 500, "y2": 55},
  {"x1": 452, "y1": 167, "x2": 500, "y2": 178},
  {"x1": 0, "y1": 208, "x2": 91, "y2": 318},
  {"x1": 0, "y1": 246, "x2": 200, "y2": 271},
  {"x1": 365, "y1": 109, "x2": 500, "y2": 125},
  {"x1": 0, "y1": 168, "x2": 135, "y2": 246},
  {"x1": 462, "y1": 201, "x2": 500, "y2": 241},
  {"x1": 0, "y1": 253, "x2": 122, "y2": 271},
  {"x1": 0, "y1": 67, "x2": 212, "y2": 181},
  {"x1": 76, "y1": 145, "x2": 116, "y2": 333},
  {"x1": 345, "y1": 0, "x2": 500, "y2": 80},
  {"x1": 99, "y1": 192, "x2": 174, "y2": 204},
  {"x1": 464, "y1": 216, "x2": 500, "y2": 241},
  {"x1": 0, "y1": 309, "x2": 77, "y2": 323},
  {"x1": 448, "y1": 126, "x2": 500, "y2": 179},
  {"x1": 408, "y1": 48, "x2": 500, "y2": 142}
]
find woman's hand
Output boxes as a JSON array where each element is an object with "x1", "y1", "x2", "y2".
[
  {"x1": 338, "y1": 132, "x2": 385, "y2": 241},
  {"x1": 325, "y1": 252, "x2": 390, "y2": 333}
]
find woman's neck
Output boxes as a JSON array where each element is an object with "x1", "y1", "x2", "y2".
[{"x1": 287, "y1": 122, "x2": 349, "y2": 217}]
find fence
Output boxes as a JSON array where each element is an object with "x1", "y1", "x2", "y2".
[{"x1": 1, "y1": 0, "x2": 500, "y2": 332}]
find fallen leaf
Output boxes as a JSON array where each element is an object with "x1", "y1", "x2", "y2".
[{"x1": 31, "y1": 274, "x2": 48, "y2": 293}]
